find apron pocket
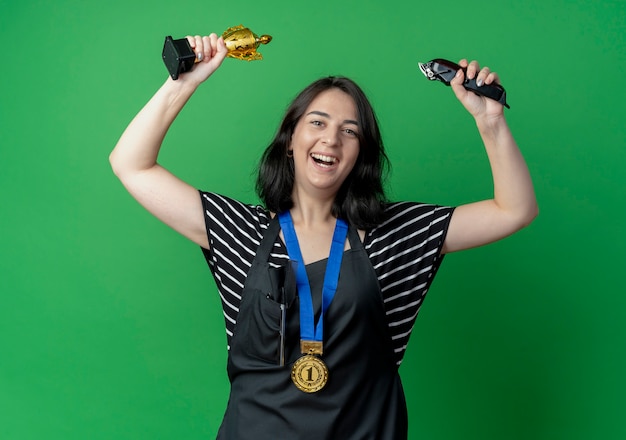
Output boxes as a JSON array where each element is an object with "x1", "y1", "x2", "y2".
[{"x1": 233, "y1": 287, "x2": 283, "y2": 364}]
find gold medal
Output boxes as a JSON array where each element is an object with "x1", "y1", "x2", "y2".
[
  {"x1": 291, "y1": 354, "x2": 329, "y2": 393},
  {"x1": 278, "y1": 212, "x2": 348, "y2": 395}
]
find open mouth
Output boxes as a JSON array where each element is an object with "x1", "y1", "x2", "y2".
[{"x1": 311, "y1": 153, "x2": 337, "y2": 167}]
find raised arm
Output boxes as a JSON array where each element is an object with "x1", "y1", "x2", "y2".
[
  {"x1": 442, "y1": 59, "x2": 538, "y2": 254},
  {"x1": 109, "y1": 34, "x2": 228, "y2": 249}
]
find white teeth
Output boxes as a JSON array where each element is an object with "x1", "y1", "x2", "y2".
[{"x1": 311, "y1": 153, "x2": 337, "y2": 164}]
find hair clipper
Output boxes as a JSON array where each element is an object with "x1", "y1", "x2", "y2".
[{"x1": 418, "y1": 59, "x2": 510, "y2": 108}]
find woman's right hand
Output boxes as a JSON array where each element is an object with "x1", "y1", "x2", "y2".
[{"x1": 175, "y1": 33, "x2": 228, "y2": 85}]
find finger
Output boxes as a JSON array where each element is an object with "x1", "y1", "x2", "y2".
[
  {"x1": 201, "y1": 35, "x2": 212, "y2": 62},
  {"x1": 208, "y1": 33, "x2": 219, "y2": 58},
  {"x1": 192, "y1": 35, "x2": 204, "y2": 61},
  {"x1": 217, "y1": 36, "x2": 228, "y2": 56},
  {"x1": 484, "y1": 71, "x2": 500, "y2": 85},
  {"x1": 476, "y1": 66, "x2": 490, "y2": 87},
  {"x1": 450, "y1": 67, "x2": 465, "y2": 87},
  {"x1": 466, "y1": 60, "x2": 480, "y2": 80},
  {"x1": 185, "y1": 36, "x2": 205, "y2": 61}
]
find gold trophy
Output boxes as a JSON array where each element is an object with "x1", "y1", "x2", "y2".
[{"x1": 162, "y1": 25, "x2": 272, "y2": 80}]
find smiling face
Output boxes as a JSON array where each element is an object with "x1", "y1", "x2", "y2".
[{"x1": 289, "y1": 88, "x2": 361, "y2": 201}]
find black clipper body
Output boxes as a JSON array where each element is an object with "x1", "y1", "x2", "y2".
[{"x1": 418, "y1": 59, "x2": 510, "y2": 109}]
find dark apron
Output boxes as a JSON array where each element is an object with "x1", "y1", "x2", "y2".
[{"x1": 217, "y1": 218, "x2": 408, "y2": 440}]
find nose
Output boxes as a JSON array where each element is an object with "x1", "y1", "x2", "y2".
[{"x1": 321, "y1": 128, "x2": 340, "y2": 146}]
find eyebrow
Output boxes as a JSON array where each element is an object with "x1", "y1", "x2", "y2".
[{"x1": 306, "y1": 110, "x2": 359, "y2": 126}]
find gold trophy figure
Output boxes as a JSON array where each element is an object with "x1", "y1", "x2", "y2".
[
  {"x1": 222, "y1": 25, "x2": 272, "y2": 61},
  {"x1": 162, "y1": 25, "x2": 272, "y2": 80}
]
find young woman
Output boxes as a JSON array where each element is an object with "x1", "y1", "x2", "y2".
[{"x1": 110, "y1": 33, "x2": 537, "y2": 439}]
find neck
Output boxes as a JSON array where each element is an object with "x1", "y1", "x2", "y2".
[{"x1": 289, "y1": 189, "x2": 337, "y2": 227}]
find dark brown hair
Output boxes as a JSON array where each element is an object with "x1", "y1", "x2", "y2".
[{"x1": 255, "y1": 76, "x2": 389, "y2": 229}]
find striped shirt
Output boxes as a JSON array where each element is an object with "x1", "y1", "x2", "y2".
[{"x1": 200, "y1": 191, "x2": 454, "y2": 366}]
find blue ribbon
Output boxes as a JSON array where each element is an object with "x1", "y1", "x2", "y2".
[{"x1": 278, "y1": 212, "x2": 348, "y2": 344}]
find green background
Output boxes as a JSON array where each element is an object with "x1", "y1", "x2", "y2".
[{"x1": 1, "y1": 0, "x2": 625, "y2": 438}]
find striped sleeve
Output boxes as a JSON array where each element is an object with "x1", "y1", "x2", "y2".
[
  {"x1": 198, "y1": 191, "x2": 275, "y2": 348},
  {"x1": 365, "y1": 202, "x2": 454, "y2": 366}
]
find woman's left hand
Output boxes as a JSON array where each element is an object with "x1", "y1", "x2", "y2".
[{"x1": 450, "y1": 59, "x2": 505, "y2": 122}]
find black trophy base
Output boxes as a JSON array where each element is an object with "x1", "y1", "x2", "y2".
[{"x1": 162, "y1": 36, "x2": 196, "y2": 80}]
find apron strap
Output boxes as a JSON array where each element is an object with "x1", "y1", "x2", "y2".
[
  {"x1": 347, "y1": 226, "x2": 365, "y2": 251},
  {"x1": 256, "y1": 216, "x2": 281, "y2": 260},
  {"x1": 263, "y1": 217, "x2": 363, "y2": 260}
]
